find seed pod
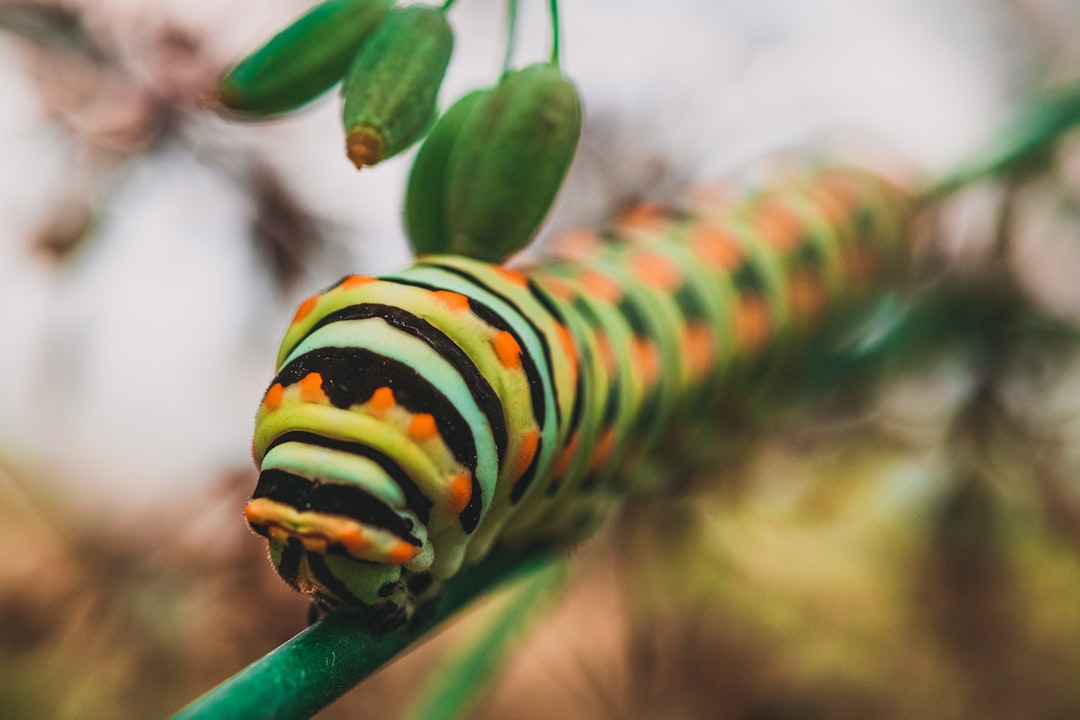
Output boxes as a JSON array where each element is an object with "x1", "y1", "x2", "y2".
[
  {"x1": 342, "y1": 5, "x2": 454, "y2": 169},
  {"x1": 444, "y1": 63, "x2": 582, "y2": 263},
  {"x1": 405, "y1": 89, "x2": 491, "y2": 256},
  {"x1": 217, "y1": 0, "x2": 393, "y2": 119}
]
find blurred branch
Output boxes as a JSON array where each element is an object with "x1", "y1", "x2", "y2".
[
  {"x1": 926, "y1": 79, "x2": 1080, "y2": 201},
  {"x1": 0, "y1": 1, "x2": 107, "y2": 60},
  {"x1": 0, "y1": 0, "x2": 330, "y2": 286}
]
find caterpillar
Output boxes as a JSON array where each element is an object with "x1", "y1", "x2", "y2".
[{"x1": 245, "y1": 165, "x2": 913, "y2": 628}]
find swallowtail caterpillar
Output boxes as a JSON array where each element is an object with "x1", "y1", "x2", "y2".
[{"x1": 245, "y1": 165, "x2": 912, "y2": 629}]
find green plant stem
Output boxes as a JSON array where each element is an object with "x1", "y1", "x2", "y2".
[
  {"x1": 170, "y1": 548, "x2": 557, "y2": 720},
  {"x1": 440, "y1": 0, "x2": 459, "y2": 12},
  {"x1": 924, "y1": 78, "x2": 1080, "y2": 202},
  {"x1": 548, "y1": 0, "x2": 561, "y2": 65},
  {"x1": 501, "y1": 0, "x2": 519, "y2": 76}
]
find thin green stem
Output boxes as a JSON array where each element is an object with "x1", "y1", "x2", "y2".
[
  {"x1": 440, "y1": 0, "x2": 459, "y2": 12},
  {"x1": 403, "y1": 558, "x2": 569, "y2": 720},
  {"x1": 501, "y1": 0, "x2": 520, "y2": 76},
  {"x1": 923, "y1": 79, "x2": 1080, "y2": 203},
  {"x1": 169, "y1": 549, "x2": 557, "y2": 720},
  {"x1": 548, "y1": 0, "x2": 561, "y2": 65}
]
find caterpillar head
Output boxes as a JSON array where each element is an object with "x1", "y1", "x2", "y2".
[
  {"x1": 246, "y1": 377, "x2": 435, "y2": 618},
  {"x1": 245, "y1": 274, "x2": 502, "y2": 624}
]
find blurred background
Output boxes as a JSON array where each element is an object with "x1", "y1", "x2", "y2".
[{"x1": 2, "y1": 0, "x2": 1080, "y2": 717}]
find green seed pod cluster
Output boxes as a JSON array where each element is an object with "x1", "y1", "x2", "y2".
[
  {"x1": 405, "y1": 89, "x2": 492, "y2": 255},
  {"x1": 342, "y1": 5, "x2": 455, "y2": 169},
  {"x1": 404, "y1": 62, "x2": 582, "y2": 262},
  {"x1": 217, "y1": 0, "x2": 394, "y2": 118}
]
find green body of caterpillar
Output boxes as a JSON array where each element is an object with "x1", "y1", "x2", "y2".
[
  {"x1": 405, "y1": 89, "x2": 492, "y2": 256},
  {"x1": 342, "y1": 5, "x2": 454, "y2": 168},
  {"x1": 442, "y1": 64, "x2": 582, "y2": 262},
  {"x1": 246, "y1": 165, "x2": 912, "y2": 627},
  {"x1": 218, "y1": 0, "x2": 393, "y2": 118}
]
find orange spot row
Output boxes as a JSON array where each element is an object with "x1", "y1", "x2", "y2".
[
  {"x1": 408, "y1": 413, "x2": 437, "y2": 442},
  {"x1": 805, "y1": 184, "x2": 850, "y2": 223},
  {"x1": 433, "y1": 290, "x2": 470, "y2": 311},
  {"x1": 243, "y1": 499, "x2": 271, "y2": 525},
  {"x1": 590, "y1": 428, "x2": 616, "y2": 471},
  {"x1": 263, "y1": 383, "x2": 285, "y2": 411},
  {"x1": 555, "y1": 323, "x2": 578, "y2": 374},
  {"x1": 492, "y1": 331, "x2": 522, "y2": 369},
  {"x1": 682, "y1": 324, "x2": 714, "y2": 378},
  {"x1": 368, "y1": 386, "x2": 396, "y2": 414},
  {"x1": 535, "y1": 275, "x2": 576, "y2": 301},
  {"x1": 335, "y1": 526, "x2": 371, "y2": 554},
  {"x1": 244, "y1": 498, "x2": 418, "y2": 564},
  {"x1": 291, "y1": 294, "x2": 319, "y2": 324},
  {"x1": 690, "y1": 224, "x2": 742, "y2": 271},
  {"x1": 261, "y1": 374, "x2": 326, "y2": 411},
  {"x1": 513, "y1": 429, "x2": 541, "y2": 482},
  {"x1": 629, "y1": 251, "x2": 681, "y2": 290},
  {"x1": 594, "y1": 334, "x2": 617, "y2": 374},
  {"x1": 551, "y1": 431, "x2": 579, "y2": 479},
  {"x1": 578, "y1": 270, "x2": 622, "y2": 303},
  {"x1": 386, "y1": 541, "x2": 420, "y2": 565},
  {"x1": 631, "y1": 337, "x2": 661, "y2": 387},
  {"x1": 495, "y1": 267, "x2": 528, "y2": 287},
  {"x1": 549, "y1": 229, "x2": 603, "y2": 261},
  {"x1": 447, "y1": 473, "x2": 472, "y2": 515},
  {"x1": 735, "y1": 297, "x2": 771, "y2": 352},
  {"x1": 339, "y1": 274, "x2": 375, "y2": 290},
  {"x1": 617, "y1": 202, "x2": 667, "y2": 231},
  {"x1": 755, "y1": 202, "x2": 802, "y2": 252},
  {"x1": 298, "y1": 372, "x2": 327, "y2": 403},
  {"x1": 816, "y1": 170, "x2": 858, "y2": 210},
  {"x1": 555, "y1": 324, "x2": 576, "y2": 360}
]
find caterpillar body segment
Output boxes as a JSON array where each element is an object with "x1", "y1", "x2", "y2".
[{"x1": 247, "y1": 166, "x2": 914, "y2": 625}]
